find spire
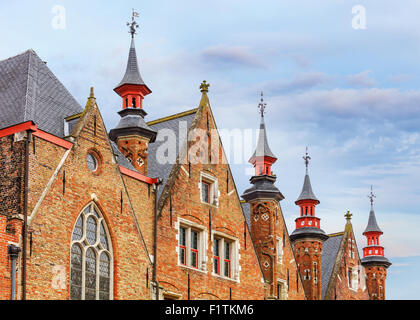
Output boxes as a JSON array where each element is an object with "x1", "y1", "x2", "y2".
[
  {"x1": 361, "y1": 187, "x2": 391, "y2": 273},
  {"x1": 363, "y1": 186, "x2": 383, "y2": 235},
  {"x1": 115, "y1": 36, "x2": 147, "y2": 90},
  {"x1": 295, "y1": 148, "x2": 319, "y2": 204},
  {"x1": 249, "y1": 92, "x2": 277, "y2": 164},
  {"x1": 114, "y1": 10, "x2": 151, "y2": 98}
]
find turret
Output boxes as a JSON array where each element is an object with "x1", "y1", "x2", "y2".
[
  {"x1": 361, "y1": 187, "x2": 391, "y2": 300},
  {"x1": 241, "y1": 93, "x2": 285, "y2": 299},
  {"x1": 290, "y1": 149, "x2": 328, "y2": 300},
  {"x1": 109, "y1": 12, "x2": 157, "y2": 174}
]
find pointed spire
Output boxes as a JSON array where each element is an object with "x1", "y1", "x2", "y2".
[
  {"x1": 363, "y1": 186, "x2": 383, "y2": 234},
  {"x1": 249, "y1": 92, "x2": 276, "y2": 162},
  {"x1": 115, "y1": 37, "x2": 146, "y2": 89},
  {"x1": 296, "y1": 147, "x2": 319, "y2": 203}
]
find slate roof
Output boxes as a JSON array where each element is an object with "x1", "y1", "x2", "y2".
[
  {"x1": 296, "y1": 173, "x2": 319, "y2": 203},
  {"x1": 115, "y1": 38, "x2": 146, "y2": 89},
  {"x1": 0, "y1": 50, "x2": 82, "y2": 137},
  {"x1": 147, "y1": 110, "x2": 197, "y2": 199},
  {"x1": 363, "y1": 206, "x2": 383, "y2": 234},
  {"x1": 321, "y1": 232, "x2": 344, "y2": 299},
  {"x1": 249, "y1": 115, "x2": 276, "y2": 162},
  {"x1": 110, "y1": 140, "x2": 137, "y2": 171},
  {"x1": 241, "y1": 201, "x2": 251, "y2": 228}
]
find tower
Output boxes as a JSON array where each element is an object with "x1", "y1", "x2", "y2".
[
  {"x1": 290, "y1": 149, "x2": 328, "y2": 300},
  {"x1": 109, "y1": 12, "x2": 157, "y2": 174},
  {"x1": 361, "y1": 187, "x2": 391, "y2": 300},
  {"x1": 241, "y1": 93, "x2": 285, "y2": 299}
]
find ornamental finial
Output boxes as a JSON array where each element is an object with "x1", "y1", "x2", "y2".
[
  {"x1": 368, "y1": 185, "x2": 376, "y2": 207},
  {"x1": 258, "y1": 91, "x2": 266, "y2": 117},
  {"x1": 345, "y1": 210, "x2": 353, "y2": 222},
  {"x1": 303, "y1": 147, "x2": 311, "y2": 174},
  {"x1": 200, "y1": 80, "x2": 210, "y2": 93},
  {"x1": 127, "y1": 9, "x2": 140, "y2": 38}
]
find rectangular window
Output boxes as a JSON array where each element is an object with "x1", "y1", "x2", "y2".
[
  {"x1": 213, "y1": 238, "x2": 220, "y2": 274},
  {"x1": 179, "y1": 227, "x2": 187, "y2": 265},
  {"x1": 190, "y1": 230, "x2": 199, "y2": 268},
  {"x1": 213, "y1": 235, "x2": 236, "y2": 280},
  {"x1": 224, "y1": 242, "x2": 231, "y2": 278},
  {"x1": 201, "y1": 181, "x2": 210, "y2": 203},
  {"x1": 179, "y1": 224, "x2": 203, "y2": 269}
]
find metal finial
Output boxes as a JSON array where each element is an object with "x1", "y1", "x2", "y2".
[
  {"x1": 368, "y1": 185, "x2": 376, "y2": 207},
  {"x1": 258, "y1": 91, "x2": 267, "y2": 117},
  {"x1": 89, "y1": 87, "x2": 95, "y2": 99},
  {"x1": 200, "y1": 80, "x2": 210, "y2": 93},
  {"x1": 303, "y1": 147, "x2": 311, "y2": 174},
  {"x1": 127, "y1": 9, "x2": 140, "y2": 38},
  {"x1": 345, "y1": 210, "x2": 353, "y2": 222}
]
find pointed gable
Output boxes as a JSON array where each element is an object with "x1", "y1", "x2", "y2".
[{"x1": 0, "y1": 50, "x2": 82, "y2": 137}]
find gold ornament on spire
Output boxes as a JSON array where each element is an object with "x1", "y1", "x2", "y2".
[
  {"x1": 200, "y1": 80, "x2": 210, "y2": 93},
  {"x1": 345, "y1": 210, "x2": 353, "y2": 222}
]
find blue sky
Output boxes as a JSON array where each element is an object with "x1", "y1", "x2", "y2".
[{"x1": 1, "y1": 0, "x2": 419, "y2": 299}]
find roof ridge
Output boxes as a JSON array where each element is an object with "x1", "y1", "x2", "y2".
[
  {"x1": 147, "y1": 108, "x2": 198, "y2": 126},
  {"x1": 0, "y1": 49, "x2": 36, "y2": 63},
  {"x1": 23, "y1": 50, "x2": 38, "y2": 122}
]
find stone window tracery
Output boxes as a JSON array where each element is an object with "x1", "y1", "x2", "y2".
[{"x1": 70, "y1": 203, "x2": 112, "y2": 300}]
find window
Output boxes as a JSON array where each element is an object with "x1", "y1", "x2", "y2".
[
  {"x1": 213, "y1": 239, "x2": 220, "y2": 274},
  {"x1": 224, "y1": 242, "x2": 231, "y2": 278},
  {"x1": 201, "y1": 181, "x2": 210, "y2": 204},
  {"x1": 86, "y1": 153, "x2": 98, "y2": 172},
  {"x1": 200, "y1": 173, "x2": 219, "y2": 206},
  {"x1": 178, "y1": 224, "x2": 203, "y2": 270},
  {"x1": 212, "y1": 234, "x2": 238, "y2": 280},
  {"x1": 70, "y1": 203, "x2": 112, "y2": 300},
  {"x1": 313, "y1": 262, "x2": 318, "y2": 284},
  {"x1": 304, "y1": 269, "x2": 311, "y2": 280}
]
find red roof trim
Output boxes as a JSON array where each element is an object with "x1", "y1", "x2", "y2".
[
  {"x1": 0, "y1": 121, "x2": 37, "y2": 138},
  {"x1": 119, "y1": 165, "x2": 157, "y2": 185},
  {"x1": 33, "y1": 130, "x2": 73, "y2": 150},
  {"x1": 0, "y1": 121, "x2": 73, "y2": 150}
]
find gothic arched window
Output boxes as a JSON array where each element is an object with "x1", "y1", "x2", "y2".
[{"x1": 70, "y1": 203, "x2": 113, "y2": 300}]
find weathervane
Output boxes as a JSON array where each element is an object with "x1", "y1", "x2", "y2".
[
  {"x1": 303, "y1": 147, "x2": 311, "y2": 173},
  {"x1": 127, "y1": 9, "x2": 140, "y2": 38},
  {"x1": 368, "y1": 185, "x2": 376, "y2": 207},
  {"x1": 258, "y1": 91, "x2": 267, "y2": 116}
]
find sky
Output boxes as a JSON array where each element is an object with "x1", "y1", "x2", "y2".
[{"x1": 1, "y1": 0, "x2": 419, "y2": 299}]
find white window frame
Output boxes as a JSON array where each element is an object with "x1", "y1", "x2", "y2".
[
  {"x1": 211, "y1": 231, "x2": 240, "y2": 282},
  {"x1": 199, "y1": 172, "x2": 219, "y2": 207},
  {"x1": 176, "y1": 218, "x2": 207, "y2": 273}
]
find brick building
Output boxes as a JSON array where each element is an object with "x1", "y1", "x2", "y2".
[{"x1": 0, "y1": 18, "x2": 390, "y2": 300}]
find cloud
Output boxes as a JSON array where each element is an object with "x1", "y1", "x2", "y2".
[
  {"x1": 266, "y1": 72, "x2": 333, "y2": 94},
  {"x1": 200, "y1": 44, "x2": 265, "y2": 69},
  {"x1": 388, "y1": 73, "x2": 414, "y2": 84},
  {"x1": 346, "y1": 70, "x2": 377, "y2": 88}
]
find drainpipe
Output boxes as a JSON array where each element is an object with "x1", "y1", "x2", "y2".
[
  {"x1": 152, "y1": 178, "x2": 162, "y2": 300},
  {"x1": 8, "y1": 244, "x2": 21, "y2": 300},
  {"x1": 22, "y1": 129, "x2": 33, "y2": 300}
]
